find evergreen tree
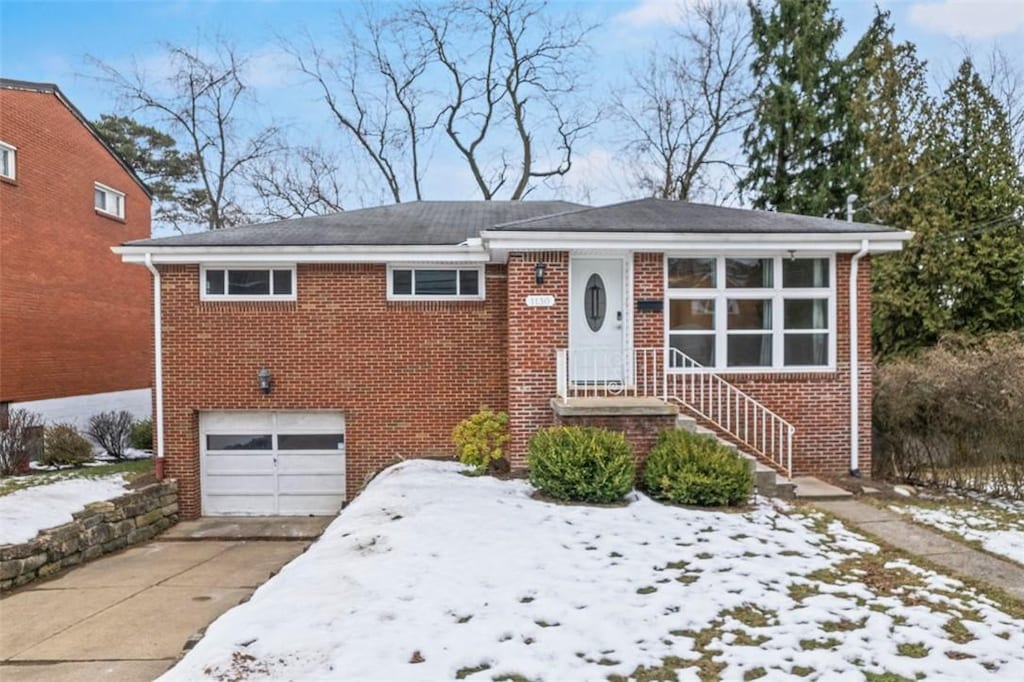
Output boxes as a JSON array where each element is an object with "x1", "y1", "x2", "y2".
[
  {"x1": 740, "y1": 0, "x2": 848, "y2": 216},
  {"x1": 871, "y1": 59, "x2": 1024, "y2": 357},
  {"x1": 93, "y1": 114, "x2": 203, "y2": 232}
]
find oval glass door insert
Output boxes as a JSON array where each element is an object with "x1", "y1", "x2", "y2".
[{"x1": 584, "y1": 273, "x2": 606, "y2": 332}]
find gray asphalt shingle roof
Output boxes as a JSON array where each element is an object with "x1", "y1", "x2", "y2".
[
  {"x1": 124, "y1": 201, "x2": 586, "y2": 247},
  {"x1": 492, "y1": 198, "x2": 898, "y2": 233}
]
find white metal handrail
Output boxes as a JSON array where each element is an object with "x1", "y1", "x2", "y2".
[{"x1": 554, "y1": 347, "x2": 794, "y2": 477}]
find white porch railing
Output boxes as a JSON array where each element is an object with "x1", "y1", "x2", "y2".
[{"x1": 555, "y1": 347, "x2": 794, "y2": 477}]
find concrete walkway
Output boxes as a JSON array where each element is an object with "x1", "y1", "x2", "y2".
[
  {"x1": 0, "y1": 517, "x2": 332, "y2": 682},
  {"x1": 815, "y1": 499, "x2": 1024, "y2": 603}
]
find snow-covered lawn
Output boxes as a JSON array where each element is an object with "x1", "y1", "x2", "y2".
[
  {"x1": 887, "y1": 496, "x2": 1024, "y2": 567},
  {"x1": 0, "y1": 475, "x2": 130, "y2": 545},
  {"x1": 162, "y1": 461, "x2": 1024, "y2": 682}
]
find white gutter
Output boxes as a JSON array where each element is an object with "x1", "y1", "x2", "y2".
[
  {"x1": 143, "y1": 253, "x2": 165, "y2": 479},
  {"x1": 849, "y1": 239, "x2": 870, "y2": 476}
]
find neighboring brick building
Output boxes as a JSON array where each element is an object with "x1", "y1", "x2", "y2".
[
  {"x1": 0, "y1": 79, "x2": 153, "y2": 406},
  {"x1": 114, "y1": 200, "x2": 909, "y2": 519}
]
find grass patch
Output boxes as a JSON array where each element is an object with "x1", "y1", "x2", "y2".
[
  {"x1": 0, "y1": 458, "x2": 153, "y2": 495},
  {"x1": 799, "y1": 637, "x2": 841, "y2": 650},
  {"x1": 743, "y1": 667, "x2": 766, "y2": 680},
  {"x1": 943, "y1": 618, "x2": 976, "y2": 644},
  {"x1": 864, "y1": 673, "x2": 915, "y2": 682},
  {"x1": 722, "y1": 604, "x2": 776, "y2": 628},
  {"x1": 896, "y1": 642, "x2": 929, "y2": 658},
  {"x1": 455, "y1": 663, "x2": 490, "y2": 679}
]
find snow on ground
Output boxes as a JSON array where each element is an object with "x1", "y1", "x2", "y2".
[
  {"x1": 11, "y1": 388, "x2": 151, "y2": 429},
  {"x1": 889, "y1": 497, "x2": 1024, "y2": 566},
  {"x1": 0, "y1": 475, "x2": 129, "y2": 544},
  {"x1": 161, "y1": 461, "x2": 1024, "y2": 682}
]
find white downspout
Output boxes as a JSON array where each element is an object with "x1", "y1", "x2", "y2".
[
  {"x1": 849, "y1": 239, "x2": 869, "y2": 477},
  {"x1": 144, "y1": 253, "x2": 165, "y2": 479}
]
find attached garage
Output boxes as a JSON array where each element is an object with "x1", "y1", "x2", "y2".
[{"x1": 200, "y1": 411, "x2": 346, "y2": 516}]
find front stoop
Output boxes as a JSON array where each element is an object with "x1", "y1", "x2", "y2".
[{"x1": 675, "y1": 414, "x2": 795, "y2": 500}]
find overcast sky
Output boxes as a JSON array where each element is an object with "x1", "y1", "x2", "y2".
[{"x1": 3, "y1": 0, "x2": 1022, "y2": 213}]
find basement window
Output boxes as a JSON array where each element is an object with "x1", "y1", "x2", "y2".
[
  {"x1": 387, "y1": 266, "x2": 484, "y2": 300},
  {"x1": 94, "y1": 182, "x2": 125, "y2": 219},
  {"x1": 0, "y1": 141, "x2": 16, "y2": 180},
  {"x1": 202, "y1": 266, "x2": 296, "y2": 301}
]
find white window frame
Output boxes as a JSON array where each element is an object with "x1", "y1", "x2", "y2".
[
  {"x1": 94, "y1": 182, "x2": 126, "y2": 219},
  {"x1": 200, "y1": 265, "x2": 298, "y2": 302},
  {"x1": 0, "y1": 141, "x2": 16, "y2": 180},
  {"x1": 386, "y1": 264, "x2": 486, "y2": 301},
  {"x1": 664, "y1": 254, "x2": 836, "y2": 373}
]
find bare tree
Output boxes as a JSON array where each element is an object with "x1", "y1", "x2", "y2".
[
  {"x1": 246, "y1": 145, "x2": 345, "y2": 220},
  {"x1": 612, "y1": 1, "x2": 751, "y2": 202},
  {"x1": 982, "y1": 44, "x2": 1024, "y2": 169},
  {"x1": 89, "y1": 38, "x2": 279, "y2": 230},
  {"x1": 285, "y1": 7, "x2": 432, "y2": 203},
  {"x1": 410, "y1": 0, "x2": 596, "y2": 199},
  {"x1": 290, "y1": 0, "x2": 595, "y2": 202}
]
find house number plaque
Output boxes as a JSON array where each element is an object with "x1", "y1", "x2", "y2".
[{"x1": 525, "y1": 295, "x2": 556, "y2": 307}]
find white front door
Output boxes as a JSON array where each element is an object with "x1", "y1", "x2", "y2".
[
  {"x1": 569, "y1": 257, "x2": 626, "y2": 384},
  {"x1": 200, "y1": 411, "x2": 346, "y2": 516}
]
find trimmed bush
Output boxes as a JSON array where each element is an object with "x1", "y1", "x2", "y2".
[
  {"x1": 452, "y1": 408, "x2": 510, "y2": 475},
  {"x1": 641, "y1": 429, "x2": 753, "y2": 507},
  {"x1": 0, "y1": 409, "x2": 43, "y2": 475},
  {"x1": 41, "y1": 423, "x2": 95, "y2": 467},
  {"x1": 131, "y1": 418, "x2": 154, "y2": 451},
  {"x1": 527, "y1": 426, "x2": 635, "y2": 503},
  {"x1": 87, "y1": 411, "x2": 134, "y2": 459}
]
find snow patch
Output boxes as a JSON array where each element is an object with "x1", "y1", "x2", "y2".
[{"x1": 0, "y1": 475, "x2": 130, "y2": 545}]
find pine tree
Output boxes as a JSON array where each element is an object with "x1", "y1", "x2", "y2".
[
  {"x1": 871, "y1": 59, "x2": 1024, "y2": 357},
  {"x1": 740, "y1": 0, "x2": 848, "y2": 216}
]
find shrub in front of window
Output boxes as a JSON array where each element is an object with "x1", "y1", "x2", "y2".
[
  {"x1": 452, "y1": 408, "x2": 510, "y2": 475},
  {"x1": 41, "y1": 423, "x2": 95, "y2": 467},
  {"x1": 131, "y1": 418, "x2": 154, "y2": 452},
  {"x1": 641, "y1": 429, "x2": 753, "y2": 507},
  {"x1": 0, "y1": 409, "x2": 43, "y2": 475},
  {"x1": 527, "y1": 426, "x2": 635, "y2": 503},
  {"x1": 87, "y1": 411, "x2": 134, "y2": 459}
]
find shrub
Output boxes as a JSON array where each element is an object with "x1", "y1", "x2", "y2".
[
  {"x1": 874, "y1": 332, "x2": 1024, "y2": 498},
  {"x1": 0, "y1": 409, "x2": 43, "y2": 475},
  {"x1": 86, "y1": 411, "x2": 134, "y2": 459},
  {"x1": 641, "y1": 429, "x2": 753, "y2": 507},
  {"x1": 41, "y1": 423, "x2": 95, "y2": 467},
  {"x1": 527, "y1": 426, "x2": 635, "y2": 503},
  {"x1": 131, "y1": 418, "x2": 154, "y2": 451},
  {"x1": 452, "y1": 409, "x2": 509, "y2": 475}
]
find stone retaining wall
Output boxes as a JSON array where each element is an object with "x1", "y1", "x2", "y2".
[{"x1": 0, "y1": 479, "x2": 178, "y2": 592}]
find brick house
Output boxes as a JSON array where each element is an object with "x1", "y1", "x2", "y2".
[
  {"x1": 0, "y1": 78, "x2": 153, "y2": 408},
  {"x1": 114, "y1": 200, "x2": 910, "y2": 518}
]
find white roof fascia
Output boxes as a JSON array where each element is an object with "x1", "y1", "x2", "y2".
[
  {"x1": 479, "y1": 230, "x2": 913, "y2": 254},
  {"x1": 113, "y1": 244, "x2": 492, "y2": 265}
]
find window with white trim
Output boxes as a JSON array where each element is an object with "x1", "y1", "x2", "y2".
[
  {"x1": 94, "y1": 182, "x2": 125, "y2": 218},
  {"x1": 666, "y1": 256, "x2": 834, "y2": 370},
  {"x1": 0, "y1": 141, "x2": 16, "y2": 180},
  {"x1": 387, "y1": 266, "x2": 484, "y2": 300},
  {"x1": 202, "y1": 267, "x2": 296, "y2": 301}
]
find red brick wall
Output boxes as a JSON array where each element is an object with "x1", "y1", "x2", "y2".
[
  {"x1": 553, "y1": 413, "x2": 677, "y2": 464},
  {"x1": 159, "y1": 263, "x2": 508, "y2": 518},
  {"x1": 506, "y1": 251, "x2": 873, "y2": 478},
  {"x1": 506, "y1": 252, "x2": 569, "y2": 464},
  {"x1": 0, "y1": 88, "x2": 152, "y2": 402}
]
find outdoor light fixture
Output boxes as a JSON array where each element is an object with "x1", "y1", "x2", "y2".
[
  {"x1": 787, "y1": 250, "x2": 797, "y2": 261},
  {"x1": 535, "y1": 261, "x2": 546, "y2": 285},
  {"x1": 258, "y1": 368, "x2": 272, "y2": 394}
]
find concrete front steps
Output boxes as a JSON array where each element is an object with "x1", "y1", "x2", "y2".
[{"x1": 675, "y1": 414, "x2": 795, "y2": 499}]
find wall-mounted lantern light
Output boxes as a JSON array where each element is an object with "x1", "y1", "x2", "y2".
[
  {"x1": 535, "y1": 261, "x2": 546, "y2": 285},
  {"x1": 258, "y1": 368, "x2": 272, "y2": 394}
]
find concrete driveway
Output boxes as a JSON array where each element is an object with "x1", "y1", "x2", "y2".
[{"x1": 0, "y1": 517, "x2": 331, "y2": 682}]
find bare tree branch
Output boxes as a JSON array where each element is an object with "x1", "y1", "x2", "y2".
[
  {"x1": 246, "y1": 145, "x2": 345, "y2": 220},
  {"x1": 612, "y1": 0, "x2": 751, "y2": 202},
  {"x1": 88, "y1": 38, "x2": 280, "y2": 230}
]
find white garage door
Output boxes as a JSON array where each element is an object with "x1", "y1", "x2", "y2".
[{"x1": 201, "y1": 411, "x2": 346, "y2": 516}]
